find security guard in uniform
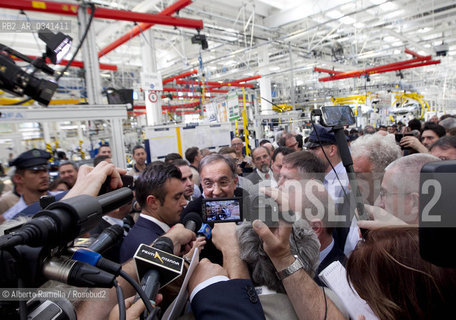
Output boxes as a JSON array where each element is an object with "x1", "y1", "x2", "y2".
[{"x1": 2, "y1": 149, "x2": 54, "y2": 220}]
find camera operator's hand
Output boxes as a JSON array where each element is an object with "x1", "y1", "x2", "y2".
[
  {"x1": 188, "y1": 258, "x2": 228, "y2": 296},
  {"x1": 400, "y1": 136, "x2": 428, "y2": 153},
  {"x1": 357, "y1": 204, "x2": 409, "y2": 230},
  {"x1": 63, "y1": 161, "x2": 126, "y2": 200},
  {"x1": 165, "y1": 223, "x2": 196, "y2": 256}
]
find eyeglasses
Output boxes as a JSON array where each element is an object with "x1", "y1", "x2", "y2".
[
  {"x1": 202, "y1": 179, "x2": 233, "y2": 189},
  {"x1": 379, "y1": 189, "x2": 412, "y2": 199}
]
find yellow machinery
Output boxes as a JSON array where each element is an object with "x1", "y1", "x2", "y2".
[
  {"x1": 331, "y1": 93, "x2": 374, "y2": 116},
  {"x1": 391, "y1": 91, "x2": 430, "y2": 120}
]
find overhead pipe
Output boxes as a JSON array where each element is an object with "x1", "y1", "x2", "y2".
[{"x1": 99, "y1": 0, "x2": 194, "y2": 58}]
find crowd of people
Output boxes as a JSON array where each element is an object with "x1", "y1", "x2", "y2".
[{"x1": 0, "y1": 114, "x2": 456, "y2": 319}]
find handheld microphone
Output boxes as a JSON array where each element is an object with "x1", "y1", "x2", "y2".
[
  {"x1": 88, "y1": 224, "x2": 124, "y2": 254},
  {"x1": 122, "y1": 215, "x2": 135, "y2": 234},
  {"x1": 134, "y1": 242, "x2": 184, "y2": 303},
  {"x1": 181, "y1": 212, "x2": 202, "y2": 233},
  {"x1": 43, "y1": 256, "x2": 115, "y2": 288},
  {"x1": 0, "y1": 188, "x2": 133, "y2": 249},
  {"x1": 197, "y1": 223, "x2": 212, "y2": 239},
  {"x1": 73, "y1": 248, "x2": 122, "y2": 276}
]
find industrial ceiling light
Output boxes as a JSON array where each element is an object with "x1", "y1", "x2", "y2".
[
  {"x1": 191, "y1": 30, "x2": 208, "y2": 50},
  {"x1": 38, "y1": 28, "x2": 73, "y2": 64}
]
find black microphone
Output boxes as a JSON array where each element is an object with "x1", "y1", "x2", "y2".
[
  {"x1": 0, "y1": 188, "x2": 133, "y2": 249},
  {"x1": 122, "y1": 215, "x2": 135, "y2": 234},
  {"x1": 182, "y1": 212, "x2": 202, "y2": 233},
  {"x1": 43, "y1": 256, "x2": 115, "y2": 288},
  {"x1": 134, "y1": 240, "x2": 184, "y2": 312},
  {"x1": 89, "y1": 224, "x2": 124, "y2": 254}
]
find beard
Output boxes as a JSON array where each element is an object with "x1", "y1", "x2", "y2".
[{"x1": 259, "y1": 164, "x2": 270, "y2": 173}]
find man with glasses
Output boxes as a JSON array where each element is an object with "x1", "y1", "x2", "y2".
[
  {"x1": 359, "y1": 153, "x2": 440, "y2": 228},
  {"x1": 231, "y1": 137, "x2": 253, "y2": 175},
  {"x1": 2, "y1": 149, "x2": 53, "y2": 220},
  {"x1": 181, "y1": 154, "x2": 242, "y2": 263}
]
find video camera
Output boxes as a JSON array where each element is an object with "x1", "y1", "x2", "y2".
[
  {"x1": 0, "y1": 188, "x2": 133, "y2": 319},
  {"x1": 0, "y1": 29, "x2": 72, "y2": 105}
]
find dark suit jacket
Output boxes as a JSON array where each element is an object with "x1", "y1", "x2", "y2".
[
  {"x1": 191, "y1": 279, "x2": 265, "y2": 320},
  {"x1": 245, "y1": 170, "x2": 262, "y2": 185},
  {"x1": 119, "y1": 216, "x2": 165, "y2": 263},
  {"x1": 314, "y1": 243, "x2": 346, "y2": 287}
]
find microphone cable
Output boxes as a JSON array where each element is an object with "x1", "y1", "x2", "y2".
[
  {"x1": 118, "y1": 269, "x2": 154, "y2": 314},
  {"x1": 113, "y1": 279, "x2": 126, "y2": 320}
]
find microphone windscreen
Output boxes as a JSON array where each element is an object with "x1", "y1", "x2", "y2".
[{"x1": 182, "y1": 212, "x2": 202, "y2": 232}]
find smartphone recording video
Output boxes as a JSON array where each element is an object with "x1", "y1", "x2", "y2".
[
  {"x1": 202, "y1": 198, "x2": 243, "y2": 223},
  {"x1": 320, "y1": 105, "x2": 356, "y2": 127}
]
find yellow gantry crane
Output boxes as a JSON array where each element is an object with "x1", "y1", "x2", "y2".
[{"x1": 391, "y1": 91, "x2": 430, "y2": 120}]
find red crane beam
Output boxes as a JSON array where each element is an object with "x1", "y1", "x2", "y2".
[
  {"x1": 315, "y1": 49, "x2": 439, "y2": 82},
  {"x1": 162, "y1": 69, "x2": 198, "y2": 84},
  {"x1": 319, "y1": 60, "x2": 440, "y2": 82},
  {"x1": 99, "y1": 0, "x2": 194, "y2": 58},
  {"x1": 313, "y1": 67, "x2": 343, "y2": 75},
  {"x1": 0, "y1": 0, "x2": 202, "y2": 29}
]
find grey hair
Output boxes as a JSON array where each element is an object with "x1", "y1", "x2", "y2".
[
  {"x1": 59, "y1": 160, "x2": 78, "y2": 170},
  {"x1": 363, "y1": 125, "x2": 376, "y2": 134},
  {"x1": 198, "y1": 154, "x2": 237, "y2": 178},
  {"x1": 236, "y1": 219, "x2": 320, "y2": 293},
  {"x1": 385, "y1": 153, "x2": 440, "y2": 193},
  {"x1": 439, "y1": 117, "x2": 456, "y2": 130},
  {"x1": 351, "y1": 133, "x2": 402, "y2": 173}
]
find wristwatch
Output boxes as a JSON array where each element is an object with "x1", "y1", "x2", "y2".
[{"x1": 276, "y1": 255, "x2": 304, "y2": 281}]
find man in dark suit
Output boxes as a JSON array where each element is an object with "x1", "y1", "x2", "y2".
[
  {"x1": 312, "y1": 222, "x2": 346, "y2": 287},
  {"x1": 245, "y1": 146, "x2": 273, "y2": 185},
  {"x1": 119, "y1": 162, "x2": 187, "y2": 263},
  {"x1": 181, "y1": 154, "x2": 243, "y2": 264}
]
